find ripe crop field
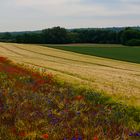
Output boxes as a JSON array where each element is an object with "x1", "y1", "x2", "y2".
[
  {"x1": 0, "y1": 43, "x2": 140, "y2": 139},
  {"x1": 0, "y1": 43, "x2": 140, "y2": 107}
]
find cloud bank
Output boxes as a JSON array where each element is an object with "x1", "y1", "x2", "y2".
[{"x1": 0, "y1": 0, "x2": 140, "y2": 31}]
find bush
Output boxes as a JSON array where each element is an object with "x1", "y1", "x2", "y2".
[{"x1": 126, "y1": 39, "x2": 140, "y2": 46}]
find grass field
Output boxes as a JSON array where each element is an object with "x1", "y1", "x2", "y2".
[
  {"x1": 46, "y1": 44, "x2": 140, "y2": 64},
  {"x1": 0, "y1": 43, "x2": 140, "y2": 108}
]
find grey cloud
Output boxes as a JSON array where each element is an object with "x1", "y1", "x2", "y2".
[{"x1": 0, "y1": 0, "x2": 139, "y2": 31}]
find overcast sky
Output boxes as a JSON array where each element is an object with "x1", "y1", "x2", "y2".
[{"x1": 0, "y1": 0, "x2": 140, "y2": 31}]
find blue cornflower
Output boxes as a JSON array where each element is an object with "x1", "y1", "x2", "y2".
[
  {"x1": 71, "y1": 137, "x2": 76, "y2": 140},
  {"x1": 78, "y1": 136, "x2": 82, "y2": 140},
  {"x1": 76, "y1": 111, "x2": 81, "y2": 115}
]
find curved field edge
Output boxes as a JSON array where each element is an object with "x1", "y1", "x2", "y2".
[
  {"x1": 0, "y1": 57, "x2": 139, "y2": 140},
  {"x1": 54, "y1": 75, "x2": 140, "y2": 129},
  {"x1": 45, "y1": 44, "x2": 140, "y2": 64}
]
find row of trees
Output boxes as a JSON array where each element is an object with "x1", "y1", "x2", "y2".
[{"x1": 0, "y1": 27, "x2": 140, "y2": 46}]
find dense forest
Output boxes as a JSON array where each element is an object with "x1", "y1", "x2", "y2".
[{"x1": 0, "y1": 27, "x2": 140, "y2": 46}]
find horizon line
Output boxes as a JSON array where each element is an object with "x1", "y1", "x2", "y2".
[{"x1": 0, "y1": 25, "x2": 140, "y2": 33}]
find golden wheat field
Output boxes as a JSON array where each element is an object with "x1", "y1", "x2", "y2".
[{"x1": 0, "y1": 42, "x2": 140, "y2": 108}]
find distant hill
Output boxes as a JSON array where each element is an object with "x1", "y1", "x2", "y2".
[
  {"x1": 0, "y1": 26, "x2": 140, "y2": 34},
  {"x1": 0, "y1": 30, "x2": 42, "y2": 35},
  {"x1": 69, "y1": 26, "x2": 140, "y2": 32}
]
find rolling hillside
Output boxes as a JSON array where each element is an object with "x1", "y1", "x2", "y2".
[{"x1": 0, "y1": 43, "x2": 140, "y2": 107}]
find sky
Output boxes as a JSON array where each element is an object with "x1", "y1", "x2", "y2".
[{"x1": 0, "y1": 0, "x2": 140, "y2": 32}]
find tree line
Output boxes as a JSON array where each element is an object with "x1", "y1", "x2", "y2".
[{"x1": 0, "y1": 27, "x2": 140, "y2": 46}]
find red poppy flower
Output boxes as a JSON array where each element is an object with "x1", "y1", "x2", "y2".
[
  {"x1": 75, "y1": 129, "x2": 79, "y2": 139},
  {"x1": 93, "y1": 136, "x2": 98, "y2": 140},
  {"x1": 0, "y1": 57, "x2": 9, "y2": 63},
  {"x1": 10, "y1": 127, "x2": 17, "y2": 135},
  {"x1": 18, "y1": 131, "x2": 26, "y2": 137},
  {"x1": 42, "y1": 133, "x2": 49, "y2": 139},
  {"x1": 108, "y1": 106, "x2": 112, "y2": 110},
  {"x1": 75, "y1": 95, "x2": 84, "y2": 101}
]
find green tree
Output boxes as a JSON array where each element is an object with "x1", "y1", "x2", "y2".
[{"x1": 42, "y1": 27, "x2": 68, "y2": 44}]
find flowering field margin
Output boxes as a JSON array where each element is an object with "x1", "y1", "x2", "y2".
[{"x1": 0, "y1": 56, "x2": 139, "y2": 140}]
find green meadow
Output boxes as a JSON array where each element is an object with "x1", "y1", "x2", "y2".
[{"x1": 46, "y1": 44, "x2": 140, "y2": 64}]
